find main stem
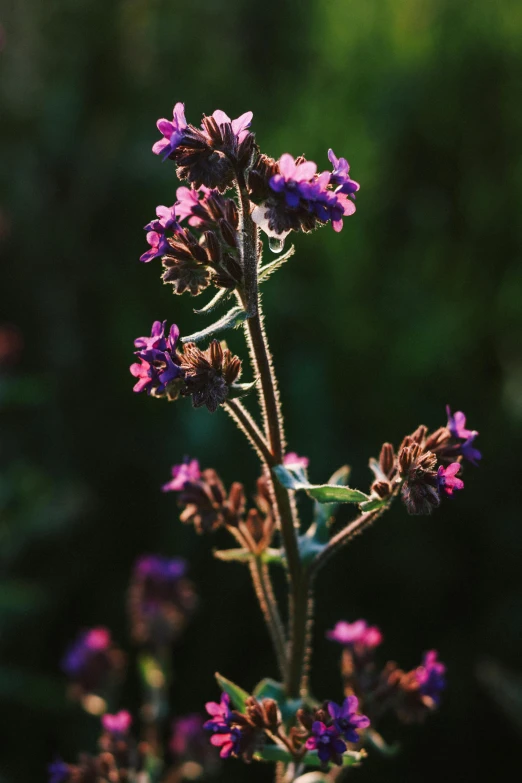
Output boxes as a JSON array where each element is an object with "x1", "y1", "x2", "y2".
[{"x1": 235, "y1": 171, "x2": 307, "y2": 698}]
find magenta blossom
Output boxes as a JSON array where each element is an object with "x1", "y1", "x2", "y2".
[
  {"x1": 327, "y1": 696, "x2": 370, "y2": 743},
  {"x1": 175, "y1": 186, "x2": 211, "y2": 225},
  {"x1": 305, "y1": 722, "x2": 347, "y2": 765},
  {"x1": 140, "y1": 204, "x2": 179, "y2": 263},
  {"x1": 416, "y1": 650, "x2": 446, "y2": 705},
  {"x1": 461, "y1": 434, "x2": 481, "y2": 466},
  {"x1": 209, "y1": 727, "x2": 244, "y2": 759},
  {"x1": 140, "y1": 230, "x2": 170, "y2": 263},
  {"x1": 437, "y1": 463, "x2": 464, "y2": 497},
  {"x1": 270, "y1": 154, "x2": 318, "y2": 207},
  {"x1": 102, "y1": 710, "x2": 132, "y2": 735},
  {"x1": 153, "y1": 102, "x2": 188, "y2": 160},
  {"x1": 326, "y1": 619, "x2": 383, "y2": 649},
  {"x1": 162, "y1": 459, "x2": 201, "y2": 492},
  {"x1": 210, "y1": 109, "x2": 253, "y2": 143},
  {"x1": 203, "y1": 692, "x2": 233, "y2": 733},
  {"x1": 130, "y1": 321, "x2": 183, "y2": 395},
  {"x1": 283, "y1": 452, "x2": 309, "y2": 469}
]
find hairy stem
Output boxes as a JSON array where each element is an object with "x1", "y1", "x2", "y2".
[
  {"x1": 249, "y1": 556, "x2": 287, "y2": 680},
  {"x1": 310, "y1": 507, "x2": 388, "y2": 577},
  {"x1": 223, "y1": 398, "x2": 273, "y2": 465}
]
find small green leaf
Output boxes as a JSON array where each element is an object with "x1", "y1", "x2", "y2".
[
  {"x1": 359, "y1": 497, "x2": 388, "y2": 512},
  {"x1": 227, "y1": 380, "x2": 257, "y2": 400},
  {"x1": 254, "y1": 745, "x2": 364, "y2": 768},
  {"x1": 273, "y1": 465, "x2": 369, "y2": 505},
  {"x1": 309, "y1": 465, "x2": 351, "y2": 543},
  {"x1": 215, "y1": 672, "x2": 250, "y2": 712},
  {"x1": 253, "y1": 677, "x2": 285, "y2": 702},
  {"x1": 213, "y1": 548, "x2": 252, "y2": 563},
  {"x1": 258, "y1": 245, "x2": 295, "y2": 283},
  {"x1": 193, "y1": 287, "x2": 232, "y2": 314},
  {"x1": 181, "y1": 306, "x2": 247, "y2": 344}
]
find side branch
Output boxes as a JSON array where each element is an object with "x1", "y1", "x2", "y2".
[
  {"x1": 310, "y1": 506, "x2": 388, "y2": 577},
  {"x1": 223, "y1": 398, "x2": 273, "y2": 465},
  {"x1": 249, "y1": 556, "x2": 287, "y2": 680}
]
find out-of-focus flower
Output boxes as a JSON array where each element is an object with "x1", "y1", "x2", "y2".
[
  {"x1": 445, "y1": 406, "x2": 476, "y2": 440},
  {"x1": 48, "y1": 758, "x2": 70, "y2": 783},
  {"x1": 327, "y1": 697, "x2": 370, "y2": 743},
  {"x1": 129, "y1": 555, "x2": 197, "y2": 647},
  {"x1": 416, "y1": 650, "x2": 446, "y2": 705},
  {"x1": 204, "y1": 693, "x2": 260, "y2": 762},
  {"x1": 305, "y1": 722, "x2": 346, "y2": 765},
  {"x1": 328, "y1": 149, "x2": 360, "y2": 196},
  {"x1": 162, "y1": 459, "x2": 201, "y2": 492},
  {"x1": 283, "y1": 452, "x2": 309, "y2": 470},
  {"x1": 101, "y1": 711, "x2": 132, "y2": 736},
  {"x1": 61, "y1": 627, "x2": 124, "y2": 699},
  {"x1": 437, "y1": 463, "x2": 464, "y2": 497},
  {"x1": 461, "y1": 434, "x2": 482, "y2": 466},
  {"x1": 326, "y1": 619, "x2": 383, "y2": 650},
  {"x1": 153, "y1": 102, "x2": 188, "y2": 160}
]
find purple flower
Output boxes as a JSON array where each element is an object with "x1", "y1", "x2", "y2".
[
  {"x1": 446, "y1": 406, "x2": 476, "y2": 440},
  {"x1": 102, "y1": 710, "x2": 132, "y2": 736},
  {"x1": 305, "y1": 722, "x2": 347, "y2": 765},
  {"x1": 209, "y1": 727, "x2": 244, "y2": 759},
  {"x1": 140, "y1": 230, "x2": 170, "y2": 263},
  {"x1": 162, "y1": 458, "x2": 201, "y2": 492},
  {"x1": 416, "y1": 650, "x2": 446, "y2": 705},
  {"x1": 270, "y1": 153, "x2": 318, "y2": 207},
  {"x1": 328, "y1": 149, "x2": 360, "y2": 196},
  {"x1": 170, "y1": 714, "x2": 205, "y2": 757},
  {"x1": 437, "y1": 463, "x2": 464, "y2": 497},
  {"x1": 327, "y1": 697, "x2": 370, "y2": 744},
  {"x1": 130, "y1": 321, "x2": 183, "y2": 396},
  {"x1": 210, "y1": 109, "x2": 253, "y2": 143},
  {"x1": 301, "y1": 175, "x2": 356, "y2": 232},
  {"x1": 153, "y1": 102, "x2": 188, "y2": 160},
  {"x1": 175, "y1": 186, "x2": 211, "y2": 226},
  {"x1": 48, "y1": 759, "x2": 70, "y2": 783},
  {"x1": 136, "y1": 554, "x2": 188, "y2": 582},
  {"x1": 326, "y1": 619, "x2": 383, "y2": 649},
  {"x1": 461, "y1": 434, "x2": 482, "y2": 466},
  {"x1": 203, "y1": 692, "x2": 233, "y2": 733},
  {"x1": 283, "y1": 452, "x2": 309, "y2": 469}
]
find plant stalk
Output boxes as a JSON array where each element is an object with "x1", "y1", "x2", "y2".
[{"x1": 249, "y1": 556, "x2": 287, "y2": 680}]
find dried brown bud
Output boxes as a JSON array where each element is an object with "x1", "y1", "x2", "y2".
[
  {"x1": 379, "y1": 442, "x2": 395, "y2": 477},
  {"x1": 425, "y1": 426, "x2": 452, "y2": 452},
  {"x1": 371, "y1": 480, "x2": 392, "y2": 499},
  {"x1": 398, "y1": 443, "x2": 422, "y2": 474},
  {"x1": 245, "y1": 696, "x2": 280, "y2": 730},
  {"x1": 181, "y1": 340, "x2": 242, "y2": 413},
  {"x1": 296, "y1": 708, "x2": 314, "y2": 732}
]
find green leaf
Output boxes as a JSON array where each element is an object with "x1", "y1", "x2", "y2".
[
  {"x1": 359, "y1": 497, "x2": 388, "y2": 512},
  {"x1": 273, "y1": 465, "x2": 369, "y2": 505},
  {"x1": 215, "y1": 672, "x2": 250, "y2": 713},
  {"x1": 309, "y1": 465, "x2": 351, "y2": 544},
  {"x1": 258, "y1": 245, "x2": 295, "y2": 283},
  {"x1": 254, "y1": 745, "x2": 364, "y2": 768},
  {"x1": 297, "y1": 535, "x2": 326, "y2": 567},
  {"x1": 253, "y1": 677, "x2": 284, "y2": 702},
  {"x1": 213, "y1": 548, "x2": 252, "y2": 563},
  {"x1": 180, "y1": 306, "x2": 247, "y2": 344},
  {"x1": 193, "y1": 287, "x2": 232, "y2": 315}
]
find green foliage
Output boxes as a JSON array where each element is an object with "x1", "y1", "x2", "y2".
[
  {"x1": 214, "y1": 672, "x2": 251, "y2": 713},
  {"x1": 273, "y1": 464, "x2": 369, "y2": 504},
  {"x1": 180, "y1": 306, "x2": 247, "y2": 344}
]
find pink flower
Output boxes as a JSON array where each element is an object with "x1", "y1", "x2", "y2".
[
  {"x1": 326, "y1": 619, "x2": 383, "y2": 649},
  {"x1": 283, "y1": 452, "x2": 309, "y2": 469},
  {"x1": 437, "y1": 463, "x2": 464, "y2": 497},
  {"x1": 162, "y1": 459, "x2": 201, "y2": 492},
  {"x1": 102, "y1": 710, "x2": 132, "y2": 735}
]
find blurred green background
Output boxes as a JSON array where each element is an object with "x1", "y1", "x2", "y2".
[{"x1": 1, "y1": 0, "x2": 522, "y2": 780}]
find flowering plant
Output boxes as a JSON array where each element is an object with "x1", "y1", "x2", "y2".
[{"x1": 54, "y1": 103, "x2": 480, "y2": 783}]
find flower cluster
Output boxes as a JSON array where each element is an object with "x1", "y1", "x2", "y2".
[
  {"x1": 328, "y1": 618, "x2": 447, "y2": 728},
  {"x1": 130, "y1": 320, "x2": 183, "y2": 399},
  {"x1": 295, "y1": 697, "x2": 369, "y2": 766},
  {"x1": 203, "y1": 693, "x2": 270, "y2": 762},
  {"x1": 61, "y1": 627, "x2": 125, "y2": 703},
  {"x1": 364, "y1": 407, "x2": 481, "y2": 515},
  {"x1": 128, "y1": 555, "x2": 197, "y2": 647}
]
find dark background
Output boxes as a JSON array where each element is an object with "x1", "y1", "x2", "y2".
[{"x1": 1, "y1": 0, "x2": 521, "y2": 781}]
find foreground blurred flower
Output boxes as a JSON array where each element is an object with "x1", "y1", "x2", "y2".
[
  {"x1": 48, "y1": 758, "x2": 69, "y2": 783},
  {"x1": 416, "y1": 650, "x2": 446, "y2": 705},
  {"x1": 61, "y1": 627, "x2": 124, "y2": 702},
  {"x1": 102, "y1": 711, "x2": 132, "y2": 736},
  {"x1": 327, "y1": 619, "x2": 383, "y2": 651},
  {"x1": 162, "y1": 458, "x2": 201, "y2": 492}
]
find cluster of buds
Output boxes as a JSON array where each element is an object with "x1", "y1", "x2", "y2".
[
  {"x1": 328, "y1": 619, "x2": 446, "y2": 728},
  {"x1": 162, "y1": 459, "x2": 274, "y2": 549},
  {"x1": 292, "y1": 697, "x2": 369, "y2": 766},
  {"x1": 131, "y1": 320, "x2": 243, "y2": 413},
  {"x1": 48, "y1": 712, "x2": 148, "y2": 783},
  {"x1": 61, "y1": 628, "x2": 125, "y2": 709},
  {"x1": 366, "y1": 407, "x2": 481, "y2": 515},
  {"x1": 128, "y1": 555, "x2": 197, "y2": 647}
]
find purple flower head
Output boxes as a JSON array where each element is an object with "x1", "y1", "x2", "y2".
[
  {"x1": 102, "y1": 710, "x2": 132, "y2": 736},
  {"x1": 328, "y1": 149, "x2": 360, "y2": 197},
  {"x1": 416, "y1": 650, "x2": 446, "y2": 705},
  {"x1": 170, "y1": 714, "x2": 205, "y2": 757},
  {"x1": 327, "y1": 697, "x2": 370, "y2": 743},
  {"x1": 48, "y1": 759, "x2": 70, "y2": 783},
  {"x1": 209, "y1": 727, "x2": 244, "y2": 759},
  {"x1": 153, "y1": 102, "x2": 188, "y2": 160},
  {"x1": 461, "y1": 434, "x2": 482, "y2": 466},
  {"x1": 305, "y1": 722, "x2": 347, "y2": 765},
  {"x1": 136, "y1": 554, "x2": 187, "y2": 582},
  {"x1": 175, "y1": 185, "x2": 212, "y2": 226},
  {"x1": 283, "y1": 452, "x2": 309, "y2": 470},
  {"x1": 131, "y1": 321, "x2": 183, "y2": 396},
  {"x1": 203, "y1": 692, "x2": 233, "y2": 733},
  {"x1": 301, "y1": 175, "x2": 356, "y2": 232},
  {"x1": 326, "y1": 619, "x2": 383, "y2": 650},
  {"x1": 269, "y1": 153, "x2": 318, "y2": 207},
  {"x1": 437, "y1": 463, "x2": 464, "y2": 497},
  {"x1": 162, "y1": 458, "x2": 201, "y2": 492},
  {"x1": 446, "y1": 406, "x2": 477, "y2": 440},
  {"x1": 210, "y1": 109, "x2": 253, "y2": 143}
]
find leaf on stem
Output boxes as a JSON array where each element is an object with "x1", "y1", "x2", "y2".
[
  {"x1": 308, "y1": 465, "x2": 351, "y2": 544},
  {"x1": 273, "y1": 464, "x2": 369, "y2": 505},
  {"x1": 214, "y1": 672, "x2": 250, "y2": 713},
  {"x1": 213, "y1": 547, "x2": 284, "y2": 565},
  {"x1": 254, "y1": 744, "x2": 364, "y2": 768},
  {"x1": 193, "y1": 287, "x2": 232, "y2": 315},
  {"x1": 180, "y1": 306, "x2": 247, "y2": 344},
  {"x1": 227, "y1": 380, "x2": 257, "y2": 400}
]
